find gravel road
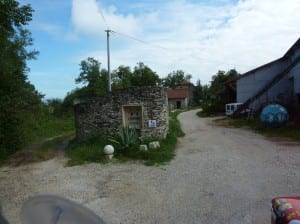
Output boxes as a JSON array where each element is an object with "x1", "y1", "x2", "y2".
[{"x1": 1, "y1": 109, "x2": 300, "y2": 223}]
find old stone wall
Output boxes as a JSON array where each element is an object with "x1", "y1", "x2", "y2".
[{"x1": 74, "y1": 86, "x2": 169, "y2": 140}]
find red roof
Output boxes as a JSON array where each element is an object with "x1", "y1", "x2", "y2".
[
  {"x1": 167, "y1": 88, "x2": 189, "y2": 99},
  {"x1": 178, "y1": 81, "x2": 193, "y2": 86}
]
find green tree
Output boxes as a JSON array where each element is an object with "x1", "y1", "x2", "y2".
[
  {"x1": 0, "y1": 0, "x2": 42, "y2": 160},
  {"x1": 131, "y1": 62, "x2": 160, "y2": 86},
  {"x1": 163, "y1": 70, "x2": 191, "y2": 88},
  {"x1": 111, "y1": 65, "x2": 132, "y2": 89},
  {"x1": 193, "y1": 79, "x2": 203, "y2": 105},
  {"x1": 46, "y1": 98, "x2": 63, "y2": 117},
  {"x1": 201, "y1": 69, "x2": 239, "y2": 114},
  {"x1": 75, "y1": 57, "x2": 108, "y2": 96},
  {"x1": 201, "y1": 84, "x2": 210, "y2": 102}
]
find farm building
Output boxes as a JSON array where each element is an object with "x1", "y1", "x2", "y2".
[
  {"x1": 234, "y1": 38, "x2": 300, "y2": 116},
  {"x1": 74, "y1": 86, "x2": 169, "y2": 141},
  {"x1": 167, "y1": 81, "x2": 194, "y2": 109}
]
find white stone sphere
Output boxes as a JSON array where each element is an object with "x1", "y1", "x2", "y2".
[{"x1": 104, "y1": 145, "x2": 114, "y2": 155}]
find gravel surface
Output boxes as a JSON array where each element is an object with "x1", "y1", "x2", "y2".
[{"x1": 1, "y1": 109, "x2": 300, "y2": 224}]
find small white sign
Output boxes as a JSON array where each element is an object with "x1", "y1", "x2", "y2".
[{"x1": 148, "y1": 120, "x2": 157, "y2": 128}]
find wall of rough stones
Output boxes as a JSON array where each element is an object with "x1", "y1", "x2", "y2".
[{"x1": 74, "y1": 86, "x2": 169, "y2": 140}]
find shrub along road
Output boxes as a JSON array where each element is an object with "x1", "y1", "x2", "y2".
[{"x1": 0, "y1": 109, "x2": 300, "y2": 223}]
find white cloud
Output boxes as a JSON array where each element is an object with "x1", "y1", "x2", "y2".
[
  {"x1": 71, "y1": 0, "x2": 300, "y2": 84},
  {"x1": 71, "y1": 0, "x2": 140, "y2": 36}
]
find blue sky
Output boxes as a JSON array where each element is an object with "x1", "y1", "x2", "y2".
[{"x1": 19, "y1": 0, "x2": 300, "y2": 99}]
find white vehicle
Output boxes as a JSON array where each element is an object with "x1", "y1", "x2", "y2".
[{"x1": 225, "y1": 103, "x2": 242, "y2": 116}]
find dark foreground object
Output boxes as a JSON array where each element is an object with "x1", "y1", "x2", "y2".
[
  {"x1": 272, "y1": 196, "x2": 300, "y2": 224},
  {"x1": 21, "y1": 195, "x2": 105, "y2": 224}
]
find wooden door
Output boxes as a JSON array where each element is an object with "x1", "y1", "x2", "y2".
[{"x1": 123, "y1": 106, "x2": 142, "y2": 129}]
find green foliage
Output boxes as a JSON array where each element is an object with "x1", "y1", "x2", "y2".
[
  {"x1": 62, "y1": 87, "x2": 95, "y2": 114},
  {"x1": 109, "y1": 126, "x2": 138, "y2": 153},
  {"x1": 30, "y1": 134, "x2": 72, "y2": 162},
  {"x1": 111, "y1": 62, "x2": 161, "y2": 87},
  {"x1": 46, "y1": 98, "x2": 63, "y2": 117},
  {"x1": 66, "y1": 137, "x2": 109, "y2": 166},
  {"x1": 0, "y1": 0, "x2": 43, "y2": 159},
  {"x1": 25, "y1": 115, "x2": 74, "y2": 144},
  {"x1": 111, "y1": 65, "x2": 132, "y2": 89},
  {"x1": 200, "y1": 69, "x2": 239, "y2": 115},
  {"x1": 193, "y1": 79, "x2": 202, "y2": 105},
  {"x1": 66, "y1": 111, "x2": 185, "y2": 166},
  {"x1": 131, "y1": 62, "x2": 161, "y2": 86},
  {"x1": 66, "y1": 61, "x2": 160, "y2": 114},
  {"x1": 62, "y1": 58, "x2": 109, "y2": 113},
  {"x1": 214, "y1": 117, "x2": 300, "y2": 141},
  {"x1": 75, "y1": 57, "x2": 108, "y2": 96},
  {"x1": 162, "y1": 70, "x2": 191, "y2": 87}
]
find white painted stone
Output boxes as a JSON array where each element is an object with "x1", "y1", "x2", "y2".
[
  {"x1": 139, "y1": 145, "x2": 148, "y2": 151},
  {"x1": 148, "y1": 141, "x2": 160, "y2": 149},
  {"x1": 104, "y1": 145, "x2": 114, "y2": 155}
]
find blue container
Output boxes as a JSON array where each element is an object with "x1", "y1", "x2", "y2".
[{"x1": 260, "y1": 104, "x2": 289, "y2": 126}]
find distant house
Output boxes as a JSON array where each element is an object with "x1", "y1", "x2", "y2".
[
  {"x1": 167, "y1": 81, "x2": 194, "y2": 109},
  {"x1": 234, "y1": 38, "x2": 300, "y2": 116}
]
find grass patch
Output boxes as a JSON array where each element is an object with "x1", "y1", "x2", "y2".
[
  {"x1": 214, "y1": 117, "x2": 300, "y2": 141},
  {"x1": 26, "y1": 115, "x2": 75, "y2": 144},
  {"x1": 66, "y1": 110, "x2": 185, "y2": 166},
  {"x1": 30, "y1": 133, "x2": 74, "y2": 162},
  {"x1": 0, "y1": 115, "x2": 75, "y2": 166},
  {"x1": 66, "y1": 136, "x2": 111, "y2": 166}
]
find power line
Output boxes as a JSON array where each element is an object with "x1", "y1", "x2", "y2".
[
  {"x1": 110, "y1": 30, "x2": 252, "y2": 68},
  {"x1": 96, "y1": 2, "x2": 109, "y2": 29},
  {"x1": 111, "y1": 30, "x2": 170, "y2": 51},
  {"x1": 95, "y1": 3, "x2": 252, "y2": 70}
]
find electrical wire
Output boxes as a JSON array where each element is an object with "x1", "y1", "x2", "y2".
[
  {"x1": 112, "y1": 30, "x2": 251, "y2": 68},
  {"x1": 111, "y1": 30, "x2": 170, "y2": 51},
  {"x1": 96, "y1": 2, "x2": 109, "y2": 29},
  {"x1": 95, "y1": 2, "x2": 253, "y2": 69}
]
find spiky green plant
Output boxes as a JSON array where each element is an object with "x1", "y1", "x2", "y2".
[
  {"x1": 119, "y1": 126, "x2": 138, "y2": 148},
  {"x1": 109, "y1": 126, "x2": 138, "y2": 154}
]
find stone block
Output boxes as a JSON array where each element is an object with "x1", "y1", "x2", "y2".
[
  {"x1": 139, "y1": 145, "x2": 148, "y2": 151},
  {"x1": 148, "y1": 141, "x2": 160, "y2": 149}
]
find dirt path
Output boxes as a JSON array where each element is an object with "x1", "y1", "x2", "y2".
[
  {"x1": 1, "y1": 109, "x2": 300, "y2": 223},
  {"x1": 4, "y1": 135, "x2": 72, "y2": 166}
]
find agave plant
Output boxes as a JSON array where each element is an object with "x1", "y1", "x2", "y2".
[
  {"x1": 109, "y1": 126, "x2": 138, "y2": 153},
  {"x1": 119, "y1": 126, "x2": 138, "y2": 148}
]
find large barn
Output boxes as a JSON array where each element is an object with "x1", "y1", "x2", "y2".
[{"x1": 235, "y1": 38, "x2": 300, "y2": 116}]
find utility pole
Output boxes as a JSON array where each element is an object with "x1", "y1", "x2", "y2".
[{"x1": 105, "y1": 30, "x2": 111, "y2": 92}]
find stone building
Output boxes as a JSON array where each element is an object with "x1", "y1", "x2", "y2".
[
  {"x1": 167, "y1": 81, "x2": 194, "y2": 109},
  {"x1": 74, "y1": 86, "x2": 169, "y2": 140}
]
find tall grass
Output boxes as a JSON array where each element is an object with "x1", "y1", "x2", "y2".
[
  {"x1": 0, "y1": 114, "x2": 75, "y2": 165},
  {"x1": 26, "y1": 115, "x2": 75, "y2": 144}
]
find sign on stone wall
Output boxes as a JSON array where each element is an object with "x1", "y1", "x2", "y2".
[{"x1": 148, "y1": 120, "x2": 157, "y2": 128}]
